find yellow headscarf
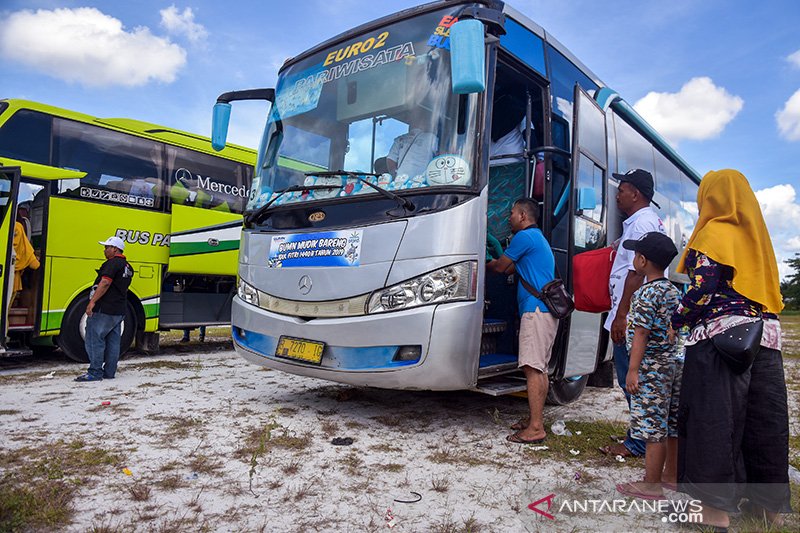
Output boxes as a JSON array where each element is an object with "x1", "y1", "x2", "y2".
[{"x1": 677, "y1": 169, "x2": 783, "y2": 313}]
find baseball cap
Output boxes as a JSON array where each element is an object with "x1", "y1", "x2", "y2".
[
  {"x1": 622, "y1": 232, "x2": 677, "y2": 270},
  {"x1": 99, "y1": 236, "x2": 125, "y2": 251},
  {"x1": 613, "y1": 169, "x2": 661, "y2": 209}
]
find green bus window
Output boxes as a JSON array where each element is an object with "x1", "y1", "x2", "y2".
[
  {"x1": 52, "y1": 117, "x2": 165, "y2": 210},
  {"x1": 165, "y1": 145, "x2": 252, "y2": 214},
  {"x1": 0, "y1": 110, "x2": 52, "y2": 166}
]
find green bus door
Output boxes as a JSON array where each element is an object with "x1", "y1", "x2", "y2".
[{"x1": 0, "y1": 166, "x2": 21, "y2": 346}]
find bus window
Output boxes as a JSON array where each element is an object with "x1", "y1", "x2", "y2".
[
  {"x1": 614, "y1": 115, "x2": 655, "y2": 176},
  {"x1": 52, "y1": 118, "x2": 165, "y2": 210},
  {"x1": 575, "y1": 153, "x2": 603, "y2": 224},
  {"x1": 0, "y1": 110, "x2": 52, "y2": 166},
  {"x1": 166, "y1": 145, "x2": 252, "y2": 214}
]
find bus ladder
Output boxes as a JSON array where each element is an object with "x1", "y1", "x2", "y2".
[{"x1": 473, "y1": 319, "x2": 528, "y2": 396}]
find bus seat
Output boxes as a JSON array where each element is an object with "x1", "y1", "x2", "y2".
[
  {"x1": 195, "y1": 189, "x2": 212, "y2": 208},
  {"x1": 487, "y1": 162, "x2": 526, "y2": 243},
  {"x1": 170, "y1": 181, "x2": 191, "y2": 204},
  {"x1": 212, "y1": 201, "x2": 231, "y2": 213}
]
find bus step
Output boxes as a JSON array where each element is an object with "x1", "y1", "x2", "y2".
[
  {"x1": 482, "y1": 319, "x2": 507, "y2": 335},
  {"x1": 473, "y1": 374, "x2": 528, "y2": 396},
  {"x1": 478, "y1": 353, "x2": 518, "y2": 378}
]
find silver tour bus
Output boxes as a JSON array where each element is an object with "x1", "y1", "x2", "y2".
[{"x1": 211, "y1": 0, "x2": 700, "y2": 403}]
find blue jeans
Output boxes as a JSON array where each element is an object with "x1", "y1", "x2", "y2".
[
  {"x1": 612, "y1": 342, "x2": 646, "y2": 456},
  {"x1": 85, "y1": 312, "x2": 124, "y2": 379}
]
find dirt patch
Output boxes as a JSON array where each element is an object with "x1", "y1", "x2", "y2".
[{"x1": 0, "y1": 339, "x2": 798, "y2": 531}]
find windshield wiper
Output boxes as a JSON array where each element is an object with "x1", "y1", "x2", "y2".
[
  {"x1": 244, "y1": 184, "x2": 343, "y2": 226},
  {"x1": 304, "y1": 170, "x2": 415, "y2": 211},
  {"x1": 245, "y1": 171, "x2": 415, "y2": 226}
]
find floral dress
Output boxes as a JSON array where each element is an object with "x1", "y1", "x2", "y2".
[{"x1": 670, "y1": 250, "x2": 780, "y2": 350}]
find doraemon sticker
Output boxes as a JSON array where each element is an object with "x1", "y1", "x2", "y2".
[
  {"x1": 269, "y1": 230, "x2": 363, "y2": 268},
  {"x1": 426, "y1": 155, "x2": 470, "y2": 186}
]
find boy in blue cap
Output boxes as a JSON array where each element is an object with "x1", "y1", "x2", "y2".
[{"x1": 614, "y1": 231, "x2": 681, "y2": 500}]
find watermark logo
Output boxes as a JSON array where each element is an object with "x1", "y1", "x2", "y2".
[
  {"x1": 528, "y1": 494, "x2": 556, "y2": 520},
  {"x1": 528, "y1": 493, "x2": 703, "y2": 524}
]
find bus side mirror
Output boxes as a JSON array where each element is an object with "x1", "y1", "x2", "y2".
[
  {"x1": 577, "y1": 187, "x2": 597, "y2": 212},
  {"x1": 450, "y1": 19, "x2": 486, "y2": 94},
  {"x1": 211, "y1": 103, "x2": 232, "y2": 151}
]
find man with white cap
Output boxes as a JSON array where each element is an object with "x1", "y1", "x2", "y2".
[{"x1": 75, "y1": 236, "x2": 134, "y2": 382}]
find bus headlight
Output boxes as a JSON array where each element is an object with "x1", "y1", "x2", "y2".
[
  {"x1": 237, "y1": 278, "x2": 260, "y2": 306},
  {"x1": 367, "y1": 261, "x2": 477, "y2": 314}
]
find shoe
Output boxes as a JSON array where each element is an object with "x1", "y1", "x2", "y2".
[
  {"x1": 506, "y1": 432, "x2": 546, "y2": 444},
  {"x1": 662, "y1": 481, "x2": 678, "y2": 492},
  {"x1": 103, "y1": 375, "x2": 115, "y2": 380},
  {"x1": 180, "y1": 338, "x2": 190, "y2": 343},
  {"x1": 75, "y1": 374, "x2": 102, "y2": 382}
]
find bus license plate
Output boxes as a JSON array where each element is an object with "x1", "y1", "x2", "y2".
[{"x1": 275, "y1": 336, "x2": 325, "y2": 364}]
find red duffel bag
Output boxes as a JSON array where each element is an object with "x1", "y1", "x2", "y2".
[{"x1": 572, "y1": 246, "x2": 615, "y2": 312}]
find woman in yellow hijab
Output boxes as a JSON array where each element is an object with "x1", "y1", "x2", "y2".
[{"x1": 671, "y1": 170, "x2": 790, "y2": 529}]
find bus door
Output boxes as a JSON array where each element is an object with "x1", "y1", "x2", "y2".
[
  {"x1": 554, "y1": 85, "x2": 608, "y2": 380},
  {"x1": 0, "y1": 166, "x2": 21, "y2": 345}
]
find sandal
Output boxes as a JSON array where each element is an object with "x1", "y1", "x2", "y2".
[
  {"x1": 616, "y1": 481, "x2": 665, "y2": 501},
  {"x1": 506, "y1": 432, "x2": 546, "y2": 444},
  {"x1": 598, "y1": 443, "x2": 636, "y2": 457}
]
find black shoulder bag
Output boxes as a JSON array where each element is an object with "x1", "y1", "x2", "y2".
[
  {"x1": 710, "y1": 318, "x2": 763, "y2": 374},
  {"x1": 518, "y1": 267, "x2": 575, "y2": 320}
]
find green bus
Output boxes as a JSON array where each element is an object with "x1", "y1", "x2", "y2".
[{"x1": 0, "y1": 99, "x2": 256, "y2": 361}]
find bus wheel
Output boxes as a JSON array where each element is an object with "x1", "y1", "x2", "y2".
[
  {"x1": 58, "y1": 295, "x2": 138, "y2": 363},
  {"x1": 546, "y1": 375, "x2": 588, "y2": 405}
]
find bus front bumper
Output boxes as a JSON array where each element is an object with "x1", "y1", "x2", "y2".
[{"x1": 231, "y1": 296, "x2": 482, "y2": 390}]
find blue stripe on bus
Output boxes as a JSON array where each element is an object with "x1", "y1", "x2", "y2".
[{"x1": 233, "y1": 328, "x2": 419, "y2": 369}]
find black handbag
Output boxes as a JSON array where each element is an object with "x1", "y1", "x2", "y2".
[
  {"x1": 711, "y1": 319, "x2": 763, "y2": 374},
  {"x1": 518, "y1": 275, "x2": 575, "y2": 320}
]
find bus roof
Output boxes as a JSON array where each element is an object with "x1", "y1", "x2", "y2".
[{"x1": 0, "y1": 98, "x2": 256, "y2": 164}]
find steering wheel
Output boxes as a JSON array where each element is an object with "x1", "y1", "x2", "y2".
[{"x1": 486, "y1": 232, "x2": 503, "y2": 261}]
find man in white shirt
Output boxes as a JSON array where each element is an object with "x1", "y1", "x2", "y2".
[
  {"x1": 600, "y1": 168, "x2": 666, "y2": 458},
  {"x1": 386, "y1": 110, "x2": 438, "y2": 179}
]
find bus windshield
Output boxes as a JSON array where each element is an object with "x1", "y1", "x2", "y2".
[{"x1": 248, "y1": 7, "x2": 478, "y2": 211}]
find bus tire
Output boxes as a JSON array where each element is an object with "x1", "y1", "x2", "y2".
[
  {"x1": 546, "y1": 375, "x2": 588, "y2": 405},
  {"x1": 58, "y1": 294, "x2": 137, "y2": 363}
]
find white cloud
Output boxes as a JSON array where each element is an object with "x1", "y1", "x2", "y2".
[
  {"x1": 788, "y1": 49, "x2": 800, "y2": 69},
  {"x1": 776, "y1": 89, "x2": 800, "y2": 141},
  {"x1": 159, "y1": 5, "x2": 208, "y2": 44},
  {"x1": 0, "y1": 8, "x2": 185, "y2": 87},
  {"x1": 633, "y1": 77, "x2": 743, "y2": 144},
  {"x1": 755, "y1": 184, "x2": 800, "y2": 281}
]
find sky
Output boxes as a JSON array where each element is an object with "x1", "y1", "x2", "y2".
[{"x1": 1, "y1": 0, "x2": 799, "y2": 278}]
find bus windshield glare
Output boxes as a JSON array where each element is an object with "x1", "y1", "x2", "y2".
[{"x1": 248, "y1": 8, "x2": 478, "y2": 211}]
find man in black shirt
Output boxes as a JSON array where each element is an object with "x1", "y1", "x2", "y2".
[{"x1": 75, "y1": 236, "x2": 134, "y2": 382}]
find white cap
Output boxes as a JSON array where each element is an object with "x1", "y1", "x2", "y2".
[{"x1": 99, "y1": 236, "x2": 125, "y2": 251}]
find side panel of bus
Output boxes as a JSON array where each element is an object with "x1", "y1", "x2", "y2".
[{"x1": 41, "y1": 197, "x2": 168, "y2": 334}]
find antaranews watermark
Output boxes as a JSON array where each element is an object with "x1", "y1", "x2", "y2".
[{"x1": 529, "y1": 494, "x2": 703, "y2": 525}]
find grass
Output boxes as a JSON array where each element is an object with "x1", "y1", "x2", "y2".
[
  {"x1": 519, "y1": 420, "x2": 637, "y2": 465},
  {"x1": 0, "y1": 439, "x2": 122, "y2": 532},
  {"x1": 0, "y1": 409, "x2": 20, "y2": 416}
]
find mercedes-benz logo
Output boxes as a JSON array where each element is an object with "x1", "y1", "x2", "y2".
[
  {"x1": 298, "y1": 275, "x2": 312, "y2": 295},
  {"x1": 175, "y1": 168, "x2": 193, "y2": 186}
]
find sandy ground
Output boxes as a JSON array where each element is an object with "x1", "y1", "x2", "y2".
[{"x1": 1, "y1": 340, "x2": 798, "y2": 532}]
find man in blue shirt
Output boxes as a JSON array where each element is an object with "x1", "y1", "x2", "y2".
[{"x1": 487, "y1": 198, "x2": 558, "y2": 443}]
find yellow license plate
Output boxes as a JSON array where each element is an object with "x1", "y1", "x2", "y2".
[{"x1": 275, "y1": 336, "x2": 325, "y2": 364}]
